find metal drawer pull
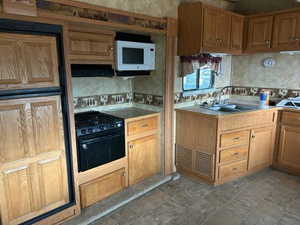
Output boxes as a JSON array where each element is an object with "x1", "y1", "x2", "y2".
[
  {"x1": 233, "y1": 137, "x2": 240, "y2": 140},
  {"x1": 4, "y1": 165, "x2": 28, "y2": 174},
  {"x1": 232, "y1": 168, "x2": 238, "y2": 171},
  {"x1": 141, "y1": 124, "x2": 149, "y2": 128},
  {"x1": 233, "y1": 152, "x2": 239, "y2": 156}
]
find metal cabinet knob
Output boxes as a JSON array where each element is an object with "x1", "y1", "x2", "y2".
[{"x1": 82, "y1": 144, "x2": 88, "y2": 150}]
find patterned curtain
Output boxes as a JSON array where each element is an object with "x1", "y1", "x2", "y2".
[{"x1": 180, "y1": 54, "x2": 222, "y2": 77}]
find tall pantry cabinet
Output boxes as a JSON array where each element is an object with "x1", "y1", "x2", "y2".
[{"x1": 0, "y1": 20, "x2": 76, "y2": 225}]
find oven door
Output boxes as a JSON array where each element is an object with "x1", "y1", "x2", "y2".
[{"x1": 77, "y1": 130, "x2": 125, "y2": 172}]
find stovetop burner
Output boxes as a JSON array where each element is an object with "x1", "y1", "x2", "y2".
[{"x1": 75, "y1": 111, "x2": 124, "y2": 137}]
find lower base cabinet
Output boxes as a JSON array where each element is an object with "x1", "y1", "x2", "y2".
[
  {"x1": 248, "y1": 126, "x2": 274, "y2": 171},
  {"x1": 176, "y1": 109, "x2": 278, "y2": 185},
  {"x1": 80, "y1": 168, "x2": 126, "y2": 208},
  {"x1": 278, "y1": 126, "x2": 300, "y2": 172},
  {"x1": 274, "y1": 111, "x2": 300, "y2": 175},
  {"x1": 128, "y1": 135, "x2": 160, "y2": 186}
]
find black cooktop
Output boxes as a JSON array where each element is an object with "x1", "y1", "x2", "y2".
[{"x1": 75, "y1": 111, "x2": 124, "y2": 136}]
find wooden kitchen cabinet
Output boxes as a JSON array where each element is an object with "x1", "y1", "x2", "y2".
[
  {"x1": 176, "y1": 108, "x2": 278, "y2": 185},
  {"x1": 2, "y1": 0, "x2": 37, "y2": 16},
  {"x1": 0, "y1": 96, "x2": 69, "y2": 225},
  {"x1": 245, "y1": 15, "x2": 274, "y2": 52},
  {"x1": 230, "y1": 14, "x2": 245, "y2": 53},
  {"x1": 128, "y1": 135, "x2": 160, "y2": 185},
  {"x1": 68, "y1": 27, "x2": 115, "y2": 65},
  {"x1": 0, "y1": 33, "x2": 60, "y2": 90},
  {"x1": 126, "y1": 114, "x2": 160, "y2": 186},
  {"x1": 202, "y1": 6, "x2": 231, "y2": 51},
  {"x1": 248, "y1": 127, "x2": 274, "y2": 171},
  {"x1": 274, "y1": 111, "x2": 300, "y2": 175},
  {"x1": 178, "y1": 2, "x2": 244, "y2": 56},
  {"x1": 80, "y1": 168, "x2": 126, "y2": 208},
  {"x1": 272, "y1": 12, "x2": 300, "y2": 50}
]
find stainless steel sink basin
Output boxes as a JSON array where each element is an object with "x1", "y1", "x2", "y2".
[{"x1": 205, "y1": 104, "x2": 260, "y2": 113}]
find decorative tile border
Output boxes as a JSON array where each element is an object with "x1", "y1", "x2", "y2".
[
  {"x1": 133, "y1": 93, "x2": 164, "y2": 106},
  {"x1": 73, "y1": 86, "x2": 300, "y2": 109},
  {"x1": 228, "y1": 86, "x2": 300, "y2": 99},
  {"x1": 74, "y1": 93, "x2": 133, "y2": 109}
]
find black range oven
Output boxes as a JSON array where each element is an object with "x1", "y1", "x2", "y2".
[{"x1": 75, "y1": 111, "x2": 125, "y2": 172}]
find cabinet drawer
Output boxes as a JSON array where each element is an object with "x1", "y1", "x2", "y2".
[
  {"x1": 127, "y1": 116, "x2": 158, "y2": 136},
  {"x1": 80, "y1": 168, "x2": 125, "y2": 208},
  {"x1": 220, "y1": 130, "x2": 250, "y2": 148},
  {"x1": 219, "y1": 160, "x2": 247, "y2": 180},
  {"x1": 282, "y1": 111, "x2": 300, "y2": 126},
  {"x1": 219, "y1": 146, "x2": 248, "y2": 163}
]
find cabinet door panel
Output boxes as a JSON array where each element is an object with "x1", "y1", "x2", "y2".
[
  {"x1": 246, "y1": 16, "x2": 273, "y2": 51},
  {"x1": 216, "y1": 12, "x2": 231, "y2": 50},
  {"x1": 230, "y1": 15, "x2": 244, "y2": 51},
  {"x1": 0, "y1": 96, "x2": 69, "y2": 225},
  {"x1": 22, "y1": 36, "x2": 59, "y2": 86},
  {"x1": 278, "y1": 126, "x2": 300, "y2": 170},
  {"x1": 31, "y1": 97, "x2": 63, "y2": 154},
  {"x1": 0, "y1": 164, "x2": 37, "y2": 225},
  {"x1": 129, "y1": 135, "x2": 160, "y2": 185},
  {"x1": 37, "y1": 155, "x2": 68, "y2": 208},
  {"x1": 69, "y1": 32, "x2": 114, "y2": 63},
  {"x1": 0, "y1": 33, "x2": 59, "y2": 90},
  {"x1": 0, "y1": 38, "x2": 23, "y2": 85},
  {"x1": 273, "y1": 12, "x2": 299, "y2": 50},
  {"x1": 248, "y1": 127, "x2": 274, "y2": 170},
  {"x1": 203, "y1": 7, "x2": 218, "y2": 50},
  {"x1": 0, "y1": 103, "x2": 31, "y2": 162}
]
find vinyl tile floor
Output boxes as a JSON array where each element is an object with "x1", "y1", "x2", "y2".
[{"x1": 89, "y1": 168, "x2": 300, "y2": 225}]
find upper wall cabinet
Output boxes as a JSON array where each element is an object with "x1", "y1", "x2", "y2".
[
  {"x1": 273, "y1": 12, "x2": 300, "y2": 50},
  {"x1": 245, "y1": 16, "x2": 274, "y2": 52},
  {"x1": 2, "y1": 0, "x2": 37, "y2": 16},
  {"x1": 68, "y1": 26, "x2": 115, "y2": 65},
  {"x1": 178, "y1": 2, "x2": 245, "y2": 56},
  {"x1": 0, "y1": 33, "x2": 60, "y2": 91},
  {"x1": 230, "y1": 14, "x2": 245, "y2": 52}
]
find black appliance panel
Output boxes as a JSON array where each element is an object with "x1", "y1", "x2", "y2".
[{"x1": 78, "y1": 131, "x2": 125, "y2": 172}]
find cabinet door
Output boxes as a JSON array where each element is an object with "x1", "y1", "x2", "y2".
[
  {"x1": 128, "y1": 135, "x2": 160, "y2": 185},
  {"x1": 216, "y1": 12, "x2": 231, "y2": 50},
  {"x1": 2, "y1": 0, "x2": 37, "y2": 16},
  {"x1": 0, "y1": 33, "x2": 60, "y2": 91},
  {"x1": 248, "y1": 127, "x2": 274, "y2": 171},
  {"x1": 246, "y1": 16, "x2": 273, "y2": 52},
  {"x1": 278, "y1": 126, "x2": 300, "y2": 172},
  {"x1": 0, "y1": 96, "x2": 69, "y2": 225},
  {"x1": 273, "y1": 12, "x2": 300, "y2": 50},
  {"x1": 69, "y1": 31, "x2": 114, "y2": 64},
  {"x1": 203, "y1": 7, "x2": 218, "y2": 50},
  {"x1": 230, "y1": 15, "x2": 244, "y2": 52}
]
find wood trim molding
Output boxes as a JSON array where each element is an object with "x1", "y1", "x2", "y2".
[{"x1": 164, "y1": 17, "x2": 177, "y2": 175}]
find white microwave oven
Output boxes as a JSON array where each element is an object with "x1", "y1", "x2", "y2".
[{"x1": 115, "y1": 40, "x2": 155, "y2": 71}]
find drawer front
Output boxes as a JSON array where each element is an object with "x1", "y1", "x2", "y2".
[
  {"x1": 220, "y1": 130, "x2": 250, "y2": 148},
  {"x1": 219, "y1": 160, "x2": 247, "y2": 180},
  {"x1": 219, "y1": 146, "x2": 248, "y2": 163},
  {"x1": 127, "y1": 116, "x2": 158, "y2": 136},
  {"x1": 80, "y1": 168, "x2": 125, "y2": 208},
  {"x1": 282, "y1": 111, "x2": 300, "y2": 126}
]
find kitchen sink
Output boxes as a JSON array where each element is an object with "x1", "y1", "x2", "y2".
[{"x1": 205, "y1": 104, "x2": 260, "y2": 113}]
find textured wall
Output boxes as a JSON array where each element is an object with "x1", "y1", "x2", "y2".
[
  {"x1": 231, "y1": 53, "x2": 300, "y2": 89},
  {"x1": 72, "y1": 77, "x2": 133, "y2": 97},
  {"x1": 74, "y1": 0, "x2": 180, "y2": 17},
  {"x1": 74, "y1": 0, "x2": 233, "y2": 18},
  {"x1": 233, "y1": 0, "x2": 300, "y2": 15}
]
